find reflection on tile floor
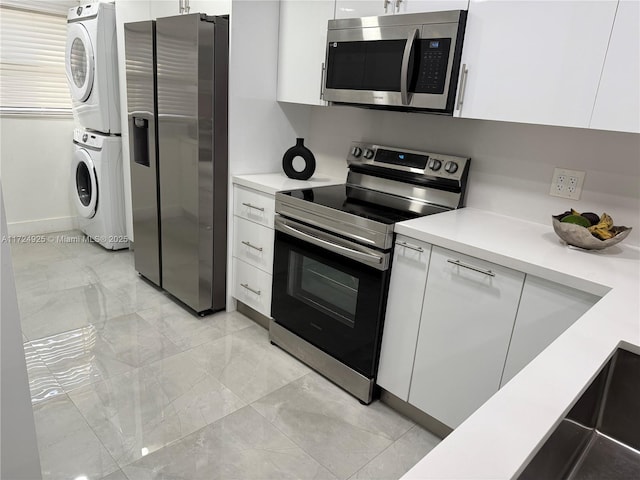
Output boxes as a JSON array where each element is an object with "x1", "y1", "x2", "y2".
[{"x1": 14, "y1": 233, "x2": 441, "y2": 480}]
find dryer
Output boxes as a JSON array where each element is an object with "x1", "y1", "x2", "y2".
[
  {"x1": 72, "y1": 128, "x2": 128, "y2": 250},
  {"x1": 66, "y1": 3, "x2": 120, "y2": 134}
]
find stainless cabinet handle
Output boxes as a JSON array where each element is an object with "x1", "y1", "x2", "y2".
[
  {"x1": 240, "y1": 283, "x2": 261, "y2": 295},
  {"x1": 319, "y1": 62, "x2": 326, "y2": 101},
  {"x1": 241, "y1": 240, "x2": 263, "y2": 252},
  {"x1": 397, "y1": 241, "x2": 424, "y2": 253},
  {"x1": 455, "y1": 64, "x2": 468, "y2": 111},
  {"x1": 395, "y1": 0, "x2": 402, "y2": 13},
  {"x1": 384, "y1": 0, "x2": 391, "y2": 13},
  {"x1": 447, "y1": 259, "x2": 495, "y2": 277},
  {"x1": 242, "y1": 202, "x2": 265, "y2": 212},
  {"x1": 400, "y1": 28, "x2": 419, "y2": 105}
]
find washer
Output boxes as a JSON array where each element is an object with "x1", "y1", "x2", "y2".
[
  {"x1": 66, "y1": 3, "x2": 120, "y2": 134},
  {"x1": 72, "y1": 128, "x2": 127, "y2": 250}
]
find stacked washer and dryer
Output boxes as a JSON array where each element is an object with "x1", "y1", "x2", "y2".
[{"x1": 66, "y1": 3, "x2": 127, "y2": 250}]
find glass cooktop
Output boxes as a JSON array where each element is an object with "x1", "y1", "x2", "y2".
[{"x1": 280, "y1": 184, "x2": 449, "y2": 225}]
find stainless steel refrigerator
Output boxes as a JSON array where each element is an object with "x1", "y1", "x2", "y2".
[{"x1": 124, "y1": 14, "x2": 229, "y2": 314}]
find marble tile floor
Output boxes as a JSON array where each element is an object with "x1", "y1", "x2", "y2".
[{"x1": 12, "y1": 232, "x2": 441, "y2": 480}]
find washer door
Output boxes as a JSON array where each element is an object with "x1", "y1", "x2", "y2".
[
  {"x1": 72, "y1": 148, "x2": 98, "y2": 218},
  {"x1": 65, "y1": 22, "x2": 95, "y2": 102}
]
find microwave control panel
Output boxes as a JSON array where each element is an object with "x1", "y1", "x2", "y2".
[{"x1": 413, "y1": 38, "x2": 451, "y2": 94}]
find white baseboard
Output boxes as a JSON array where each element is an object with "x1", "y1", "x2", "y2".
[{"x1": 7, "y1": 216, "x2": 76, "y2": 236}]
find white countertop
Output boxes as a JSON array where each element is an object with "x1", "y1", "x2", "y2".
[
  {"x1": 398, "y1": 208, "x2": 640, "y2": 479},
  {"x1": 232, "y1": 172, "x2": 345, "y2": 196}
]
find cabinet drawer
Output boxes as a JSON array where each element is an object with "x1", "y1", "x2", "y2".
[
  {"x1": 409, "y1": 246, "x2": 525, "y2": 428},
  {"x1": 377, "y1": 236, "x2": 432, "y2": 401},
  {"x1": 233, "y1": 217, "x2": 275, "y2": 274},
  {"x1": 234, "y1": 185, "x2": 275, "y2": 228},
  {"x1": 233, "y1": 258, "x2": 272, "y2": 317}
]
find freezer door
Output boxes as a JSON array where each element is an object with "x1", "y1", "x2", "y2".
[
  {"x1": 125, "y1": 20, "x2": 161, "y2": 287},
  {"x1": 156, "y1": 14, "x2": 228, "y2": 313}
]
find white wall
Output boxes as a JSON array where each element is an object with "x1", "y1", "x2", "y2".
[
  {"x1": 0, "y1": 116, "x2": 76, "y2": 235},
  {"x1": 225, "y1": 0, "x2": 311, "y2": 309},
  {"x1": 228, "y1": 2, "x2": 310, "y2": 177},
  {"x1": 305, "y1": 106, "x2": 640, "y2": 246}
]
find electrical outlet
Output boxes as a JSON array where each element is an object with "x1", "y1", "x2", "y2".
[{"x1": 550, "y1": 168, "x2": 586, "y2": 200}]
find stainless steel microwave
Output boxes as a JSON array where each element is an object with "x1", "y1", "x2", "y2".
[{"x1": 322, "y1": 10, "x2": 467, "y2": 114}]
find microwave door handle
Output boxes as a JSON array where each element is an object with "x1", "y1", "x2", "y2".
[{"x1": 401, "y1": 28, "x2": 419, "y2": 106}]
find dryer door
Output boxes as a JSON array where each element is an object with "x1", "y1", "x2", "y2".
[
  {"x1": 72, "y1": 148, "x2": 98, "y2": 218},
  {"x1": 66, "y1": 23, "x2": 95, "y2": 102}
]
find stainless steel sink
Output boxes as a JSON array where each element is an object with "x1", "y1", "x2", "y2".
[{"x1": 519, "y1": 348, "x2": 640, "y2": 480}]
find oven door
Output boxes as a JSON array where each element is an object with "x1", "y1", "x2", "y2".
[{"x1": 272, "y1": 216, "x2": 391, "y2": 378}]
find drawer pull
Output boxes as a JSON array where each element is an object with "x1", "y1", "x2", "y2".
[
  {"x1": 241, "y1": 240, "x2": 263, "y2": 252},
  {"x1": 242, "y1": 202, "x2": 265, "y2": 212},
  {"x1": 397, "y1": 241, "x2": 424, "y2": 253},
  {"x1": 240, "y1": 283, "x2": 261, "y2": 295},
  {"x1": 447, "y1": 259, "x2": 495, "y2": 277}
]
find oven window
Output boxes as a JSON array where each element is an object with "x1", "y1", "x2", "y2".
[{"x1": 288, "y1": 253, "x2": 359, "y2": 328}]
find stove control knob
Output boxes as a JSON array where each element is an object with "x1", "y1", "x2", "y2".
[
  {"x1": 444, "y1": 161, "x2": 459, "y2": 174},
  {"x1": 363, "y1": 148, "x2": 375, "y2": 160},
  {"x1": 351, "y1": 146, "x2": 362, "y2": 158},
  {"x1": 428, "y1": 158, "x2": 442, "y2": 171}
]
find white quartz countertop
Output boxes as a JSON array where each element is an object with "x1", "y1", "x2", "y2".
[
  {"x1": 232, "y1": 172, "x2": 345, "y2": 196},
  {"x1": 398, "y1": 208, "x2": 640, "y2": 479}
]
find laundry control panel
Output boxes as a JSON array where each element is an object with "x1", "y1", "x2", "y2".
[
  {"x1": 73, "y1": 128, "x2": 104, "y2": 149},
  {"x1": 67, "y1": 3, "x2": 99, "y2": 22}
]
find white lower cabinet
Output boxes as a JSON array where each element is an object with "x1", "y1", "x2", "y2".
[
  {"x1": 233, "y1": 217, "x2": 274, "y2": 274},
  {"x1": 232, "y1": 185, "x2": 276, "y2": 317},
  {"x1": 377, "y1": 236, "x2": 432, "y2": 401},
  {"x1": 234, "y1": 185, "x2": 275, "y2": 229},
  {"x1": 407, "y1": 246, "x2": 525, "y2": 428},
  {"x1": 378, "y1": 237, "x2": 601, "y2": 429},
  {"x1": 500, "y1": 276, "x2": 599, "y2": 386},
  {"x1": 232, "y1": 257, "x2": 273, "y2": 317}
]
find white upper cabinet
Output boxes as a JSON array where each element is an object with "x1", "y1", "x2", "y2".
[
  {"x1": 277, "y1": 0, "x2": 335, "y2": 106},
  {"x1": 335, "y1": 0, "x2": 468, "y2": 18},
  {"x1": 455, "y1": 0, "x2": 618, "y2": 129},
  {"x1": 335, "y1": 1, "x2": 394, "y2": 18},
  {"x1": 149, "y1": 0, "x2": 230, "y2": 18},
  {"x1": 590, "y1": 0, "x2": 640, "y2": 133},
  {"x1": 187, "y1": 0, "x2": 230, "y2": 15},
  {"x1": 396, "y1": 0, "x2": 469, "y2": 14}
]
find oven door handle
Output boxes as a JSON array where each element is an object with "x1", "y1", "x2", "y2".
[
  {"x1": 275, "y1": 217, "x2": 387, "y2": 270},
  {"x1": 400, "y1": 28, "x2": 419, "y2": 106}
]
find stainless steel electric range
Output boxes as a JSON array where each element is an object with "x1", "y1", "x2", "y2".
[{"x1": 270, "y1": 141, "x2": 471, "y2": 404}]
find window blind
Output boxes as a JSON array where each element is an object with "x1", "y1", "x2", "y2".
[{"x1": 0, "y1": 3, "x2": 76, "y2": 113}]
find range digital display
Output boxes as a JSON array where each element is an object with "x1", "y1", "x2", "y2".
[{"x1": 375, "y1": 149, "x2": 428, "y2": 169}]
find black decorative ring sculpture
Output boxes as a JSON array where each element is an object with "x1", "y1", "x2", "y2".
[{"x1": 282, "y1": 138, "x2": 316, "y2": 180}]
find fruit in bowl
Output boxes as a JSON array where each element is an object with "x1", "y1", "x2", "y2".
[{"x1": 552, "y1": 209, "x2": 632, "y2": 250}]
